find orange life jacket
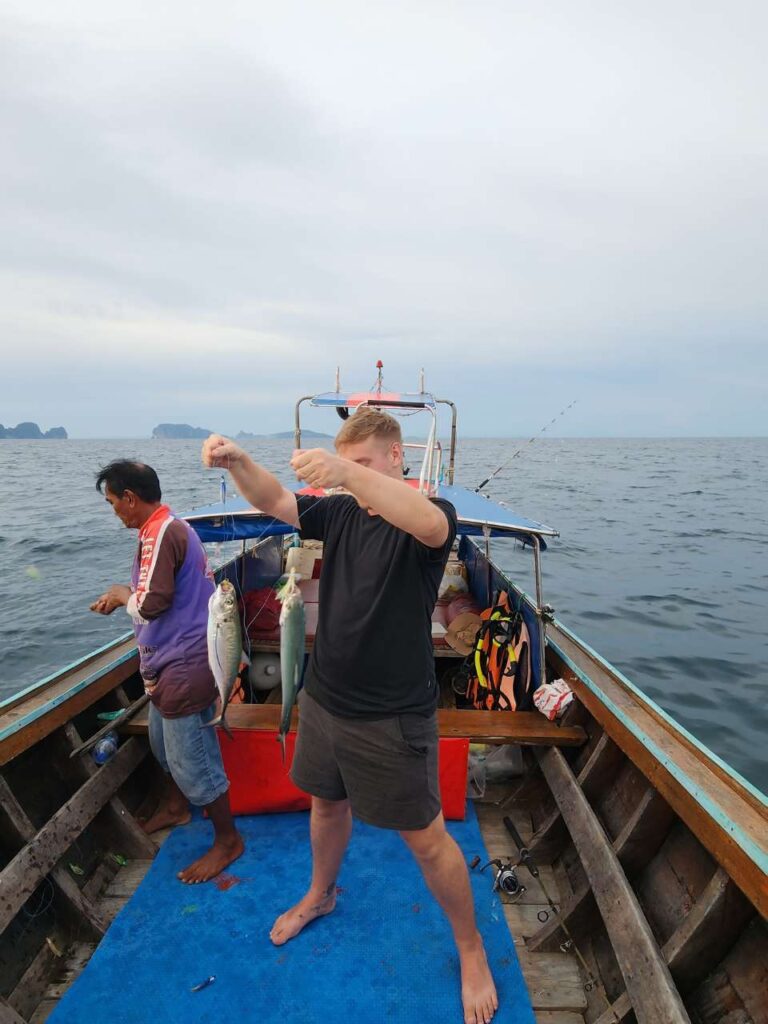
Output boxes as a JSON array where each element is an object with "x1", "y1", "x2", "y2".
[{"x1": 466, "y1": 591, "x2": 532, "y2": 711}]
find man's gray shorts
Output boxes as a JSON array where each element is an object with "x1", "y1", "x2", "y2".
[{"x1": 290, "y1": 689, "x2": 441, "y2": 831}]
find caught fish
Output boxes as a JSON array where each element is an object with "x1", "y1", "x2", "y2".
[
  {"x1": 206, "y1": 580, "x2": 242, "y2": 738},
  {"x1": 277, "y1": 569, "x2": 306, "y2": 764}
]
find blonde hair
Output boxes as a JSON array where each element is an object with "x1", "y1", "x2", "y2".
[{"x1": 335, "y1": 407, "x2": 402, "y2": 448}]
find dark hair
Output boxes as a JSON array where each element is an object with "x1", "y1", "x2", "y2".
[{"x1": 95, "y1": 460, "x2": 162, "y2": 503}]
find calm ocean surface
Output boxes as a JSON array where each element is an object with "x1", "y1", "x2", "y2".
[{"x1": 0, "y1": 437, "x2": 765, "y2": 793}]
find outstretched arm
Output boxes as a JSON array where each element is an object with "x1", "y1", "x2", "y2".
[
  {"x1": 290, "y1": 449, "x2": 448, "y2": 548},
  {"x1": 201, "y1": 435, "x2": 299, "y2": 528}
]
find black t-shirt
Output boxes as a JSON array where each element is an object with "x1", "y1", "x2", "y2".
[{"x1": 296, "y1": 493, "x2": 458, "y2": 718}]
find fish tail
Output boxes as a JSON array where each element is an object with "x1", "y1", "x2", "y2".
[
  {"x1": 207, "y1": 714, "x2": 234, "y2": 740},
  {"x1": 220, "y1": 711, "x2": 234, "y2": 740}
]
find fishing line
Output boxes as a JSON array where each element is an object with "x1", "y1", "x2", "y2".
[
  {"x1": 20, "y1": 877, "x2": 55, "y2": 921},
  {"x1": 222, "y1": 454, "x2": 267, "y2": 691},
  {"x1": 15, "y1": 877, "x2": 57, "y2": 945},
  {"x1": 474, "y1": 400, "x2": 577, "y2": 493},
  {"x1": 206, "y1": 448, "x2": 329, "y2": 652},
  {"x1": 239, "y1": 493, "x2": 327, "y2": 639}
]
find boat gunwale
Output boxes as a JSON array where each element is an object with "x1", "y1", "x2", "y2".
[
  {"x1": 0, "y1": 631, "x2": 136, "y2": 718},
  {"x1": 3, "y1": 543, "x2": 764, "y2": 885},
  {"x1": 549, "y1": 617, "x2": 768, "y2": 814},
  {"x1": 546, "y1": 627, "x2": 768, "y2": 920},
  {"x1": 466, "y1": 535, "x2": 766, "y2": 812},
  {"x1": 5, "y1": 542, "x2": 764, "y2": 813},
  {"x1": 0, "y1": 641, "x2": 139, "y2": 753}
]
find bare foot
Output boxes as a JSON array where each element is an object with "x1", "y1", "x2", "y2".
[
  {"x1": 459, "y1": 936, "x2": 498, "y2": 1024},
  {"x1": 139, "y1": 805, "x2": 192, "y2": 834},
  {"x1": 177, "y1": 833, "x2": 244, "y2": 884},
  {"x1": 269, "y1": 883, "x2": 337, "y2": 946}
]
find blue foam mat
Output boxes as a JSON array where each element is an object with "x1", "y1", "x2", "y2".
[{"x1": 50, "y1": 803, "x2": 534, "y2": 1023}]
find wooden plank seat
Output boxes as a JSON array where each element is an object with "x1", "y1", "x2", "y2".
[{"x1": 123, "y1": 704, "x2": 586, "y2": 747}]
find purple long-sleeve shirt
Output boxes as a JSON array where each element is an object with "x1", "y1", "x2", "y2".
[{"x1": 127, "y1": 504, "x2": 217, "y2": 717}]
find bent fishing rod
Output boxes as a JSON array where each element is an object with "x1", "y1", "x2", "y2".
[{"x1": 474, "y1": 399, "x2": 577, "y2": 493}]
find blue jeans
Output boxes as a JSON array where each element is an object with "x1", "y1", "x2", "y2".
[{"x1": 148, "y1": 702, "x2": 229, "y2": 807}]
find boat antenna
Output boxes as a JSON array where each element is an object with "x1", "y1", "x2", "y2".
[{"x1": 474, "y1": 399, "x2": 577, "y2": 492}]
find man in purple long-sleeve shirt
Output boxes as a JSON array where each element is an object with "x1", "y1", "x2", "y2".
[{"x1": 91, "y1": 459, "x2": 243, "y2": 883}]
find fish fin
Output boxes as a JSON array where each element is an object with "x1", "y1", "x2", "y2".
[{"x1": 278, "y1": 731, "x2": 286, "y2": 766}]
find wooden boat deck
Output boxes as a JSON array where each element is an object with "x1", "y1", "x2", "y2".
[{"x1": 26, "y1": 803, "x2": 587, "y2": 1024}]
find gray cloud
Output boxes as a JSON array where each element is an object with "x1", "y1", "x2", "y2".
[{"x1": 1, "y1": 1, "x2": 767, "y2": 437}]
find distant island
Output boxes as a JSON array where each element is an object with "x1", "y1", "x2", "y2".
[
  {"x1": 0, "y1": 422, "x2": 68, "y2": 439},
  {"x1": 152, "y1": 423, "x2": 213, "y2": 439},
  {"x1": 153, "y1": 423, "x2": 332, "y2": 440}
]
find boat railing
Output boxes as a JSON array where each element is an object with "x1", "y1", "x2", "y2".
[{"x1": 403, "y1": 440, "x2": 443, "y2": 494}]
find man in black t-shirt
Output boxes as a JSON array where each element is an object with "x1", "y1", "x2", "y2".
[{"x1": 202, "y1": 410, "x2": 498, "y2": 1024}]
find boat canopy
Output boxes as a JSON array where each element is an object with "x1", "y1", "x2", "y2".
[
  {"x1": 310, "y1": 390, "x2": 436, "y2": 410},
  {"x1": 184, "y1": 483, "x2": 557, "y2": 547}
]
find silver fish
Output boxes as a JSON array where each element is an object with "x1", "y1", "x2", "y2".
[
  {"x1": 206, "y1": 580, "x2": 242, "y2": 738},
  {"x1": 278, "y1": 570, "x2": 306, "y2": 764}
]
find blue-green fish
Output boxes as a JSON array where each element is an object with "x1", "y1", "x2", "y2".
[
  {"x1": 207, "y1": 580, "x2": 241, "y2": 738},
  {"x1": 278, "y1": 570, "x2": 306, "y2": 764}
]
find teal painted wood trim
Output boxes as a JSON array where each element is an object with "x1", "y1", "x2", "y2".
[
  {"x1": 0, "y1": 641, "x2": 138, "y2": 744},
  {"x1": 0, "y1": 631, "x2": 135, "y2": 714},
  {"x1": 547, "y1": 629, "x2": 768, "y2": 874},
  {"x1": 550, "y1": 618, "x2": 767, "y2": 810}
]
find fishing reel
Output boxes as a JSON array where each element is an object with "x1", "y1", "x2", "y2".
[{"x1": 470, "y1": 856, "x2": 526, "y2": 901}]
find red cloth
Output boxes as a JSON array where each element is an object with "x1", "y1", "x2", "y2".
[{"x1": 241, "y1": 588, "x2": 282, "y2": 636}]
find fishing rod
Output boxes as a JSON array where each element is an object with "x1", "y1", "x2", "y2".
[{"x1": 474, "y1": 399, "x2": 577, "y2": 493}]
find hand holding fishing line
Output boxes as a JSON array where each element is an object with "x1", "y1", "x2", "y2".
[
  {"x1": 290, "y1": 448, "x2": 348, "y2": 490},
  {"x1": 90, "y1": 584, "x2": 131, "y2": 615},
  {"x1": 201, "y1": 434, "x2": 245, "y2": 469}
]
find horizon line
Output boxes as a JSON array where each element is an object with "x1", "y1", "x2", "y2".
[{"x1": 22, "y1": 433, "x2": 768, "y2": 442}]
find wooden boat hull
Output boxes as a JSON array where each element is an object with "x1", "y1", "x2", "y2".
[{"x1": 0, "y1": 537, "x2": 764, "y2": 1024}]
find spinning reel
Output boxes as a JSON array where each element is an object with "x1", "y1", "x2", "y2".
[{"x1": 469, "y1": 855, "x2": 526, "y2": 901}]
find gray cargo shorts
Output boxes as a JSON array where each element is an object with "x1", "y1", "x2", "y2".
[{"x1": 290, "y1": 689, "x2": 441, "y2": 832}]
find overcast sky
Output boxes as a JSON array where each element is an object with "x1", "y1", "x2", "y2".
[{"x1": 2, "y1": 1, "x2": 766, "y2": 438}]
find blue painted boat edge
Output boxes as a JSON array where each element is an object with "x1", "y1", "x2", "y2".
[
  {"x1": 550, "y1": 618, "x2": 768, "y2": 810},
  {"x1": 547, "y1": 633, "x2": 768, "y2": 874},
  {"x1": 0, "y1": 643, "x2": 138, "y2": 744},
  {"x1": 182, "y1": 484, "x2": 559, "y2": 544},
  {"x1": 0, "y1": 631, "x2": 136, "y2": 714}
]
